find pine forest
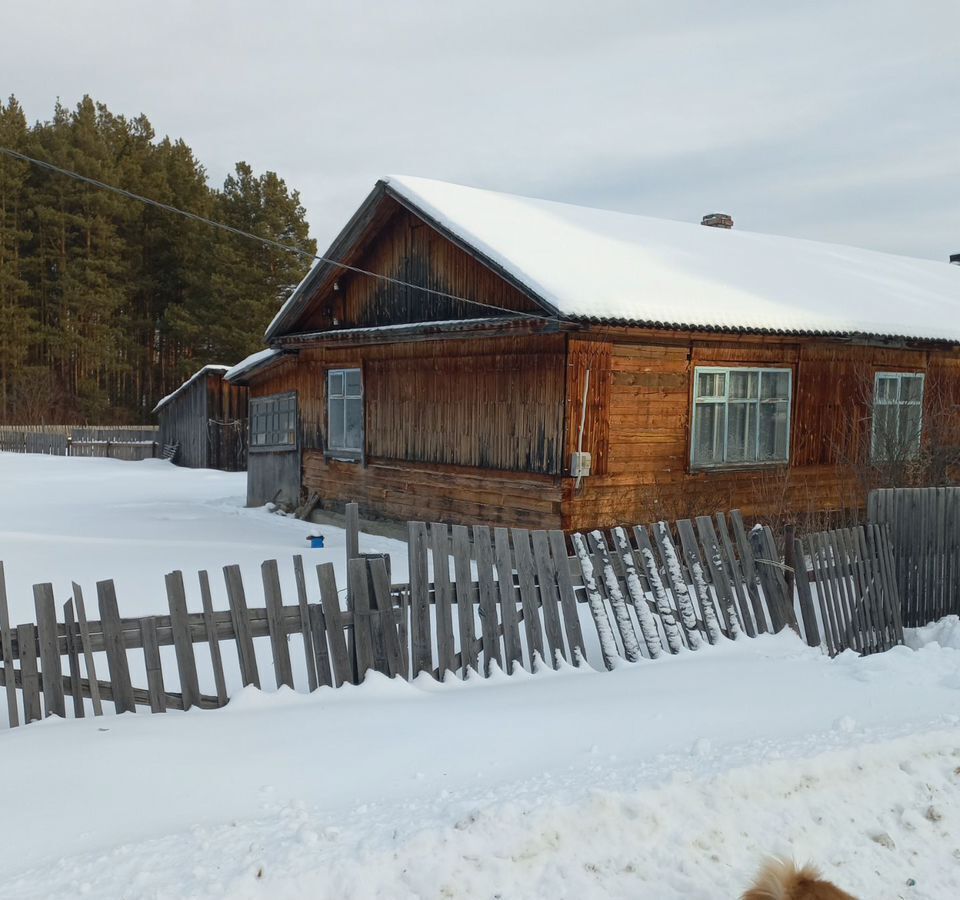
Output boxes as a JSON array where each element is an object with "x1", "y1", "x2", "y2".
[{"x1": 0, "y1": 95, "x2": 317, "y2": 423}]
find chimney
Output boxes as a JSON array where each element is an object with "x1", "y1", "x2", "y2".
[
  {"x1": 950, "y1": 253, "x2": 960, "y2": 266},
  {"x1": 701, "y1": 212, "x2": 733, "y2": 229}
]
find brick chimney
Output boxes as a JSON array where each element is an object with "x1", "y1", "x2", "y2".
[
  {"x1": 950, "y1": 253, "x2": 960, "y2": 266},
  {"x1": 701, "y1": 212, "x2": 733, "y2": 229}
]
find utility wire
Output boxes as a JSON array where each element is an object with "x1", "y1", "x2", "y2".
[{"x1": 0, "y1": 145, "x2": 556, "y2": 322}]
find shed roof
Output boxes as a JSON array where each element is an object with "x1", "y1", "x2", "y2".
[
  {"x1": 152, "y1": 365, "x2": 230, "y2": 415},
  {"x1": 223, "y1": 348, "x2": 291, "y2": 385},
  {"x1": 269, "y1": 176, "x2": 960, "y2": 344}
]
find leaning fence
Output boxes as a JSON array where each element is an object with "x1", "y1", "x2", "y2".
[{"x1": 0, "y1": 505, "x2": 904, "y2": 728}]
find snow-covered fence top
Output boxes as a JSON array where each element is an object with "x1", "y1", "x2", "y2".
[{"x1": 0, "y1": 510, "x2": 902, "y2": 729}]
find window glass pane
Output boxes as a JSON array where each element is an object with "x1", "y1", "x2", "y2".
[
  {"x1": 345, "y1": 398, "x2": 363, "y2": 450},
  {"x1": 729, "y1": 371, "x2": 758, "y2": 400},
  {"x1": 876, "y1": 376, "x2": 898, "y2": 403},
  {"x1": 900, "y1": 375, "x2": 923, "y2": 404},
  {"x1": 696, "y1": 372, "x2": 725, "y2": 399},
  {"x1": 329, "y1": 398, "x2": 345, "y2": 448},
  {"x1": 758, "y1": 401, "x2": 789, "y2": 460},
  {"x1": 900, "y1": 404, "x2": 922, "y2": 452},
  {"x1": 761, "y1": 371, "x2": 789, "y2": 401},
  {"x1": 726, "y1": 402, "x2": 756, "y2": 462},
  {"x1": 345, "y1": 369, "x2": 362, "y2": 396},
  {"x1": 693, "y1": 402, "x2": 724, "y2": 465},
  {"x1": 329, "y1": 371, "x2": 344, "y2": 398}
]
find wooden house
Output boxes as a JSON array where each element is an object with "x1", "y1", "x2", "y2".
[
  {"x1": 154, "y1": 366, "x2": 248, "y2": 471},
  {"x1": 225, "y1": 176, "x2": 960, "y2": 529}
]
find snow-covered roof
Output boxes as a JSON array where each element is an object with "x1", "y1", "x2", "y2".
[
  {"x1": 152, "y1": 365, "x2": 230, "y2": 414},
  {"x1": 383, "y1": 176, "x2": 960, "y2": 341},
  {"x1": 268, "y1": 176, "x2": 960, "y2": 344},
  {"x1": 223, "y1": 348, "x2": 288, "y2": 384}
]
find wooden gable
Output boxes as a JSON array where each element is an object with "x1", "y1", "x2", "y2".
[{"x1": 284, "y1": 195, "x2": 544, "y2": 335}]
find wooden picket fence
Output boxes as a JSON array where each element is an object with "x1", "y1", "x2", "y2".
[
  {"x1": 0, "y1": 426, "x2": 159, "y2": 460},
  {"x1": 868, "y1": 486, "x2": 960, "y2": 627},
  {"x1": 0, "y1": 508, "x2": 904, "y2": 728}
]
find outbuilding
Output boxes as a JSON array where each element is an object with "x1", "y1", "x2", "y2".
[
  {"x1": 153, "y1": 365, "x2": 248, "y2": 471},
  {"x1": 226, "y1": 176, "x2": 960, "y2": 529}
]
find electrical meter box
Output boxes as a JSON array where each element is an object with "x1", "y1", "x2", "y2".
[{"x1": 570, "y1": 451, "x2": 592, "y2": 477}]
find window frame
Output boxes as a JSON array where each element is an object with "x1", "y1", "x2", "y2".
[
  {"x1": 248, "y1": 391, "x2": 298, "y2": 453},
  {"x1": 326, "y1": 367, "x2": 364, "y2": 459},
  {"x1": 871, "y1": 371, "x2": 924, "y2": 463},
  {"x1": 689, "y1": 366, "x2": 793, "y2": 470}
]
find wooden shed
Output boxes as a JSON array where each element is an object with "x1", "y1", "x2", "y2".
[
  {"x1": 153, "y1": 366, "x2": 248, "y2": 471},
  {"x1": 226, "y1": 176, "x2": 960, "y2": 529}
]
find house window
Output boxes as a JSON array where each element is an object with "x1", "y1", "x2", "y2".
[
  {"x1": 327, "y1": 368, "x2": 363, "y2": 453},
  {"x1": 691, "y1": 367, "x2": 792, "y2": 468},
  {"x1": 249, "y1": 392, "x2": 297, "y2": 450},
  {"x1": 872, "y1": 372, "x2": 924, "y2": 461}
]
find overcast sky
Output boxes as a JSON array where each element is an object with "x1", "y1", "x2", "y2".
[{"x1": 5, "y1": 1, "x2": 959, "y2": 261}]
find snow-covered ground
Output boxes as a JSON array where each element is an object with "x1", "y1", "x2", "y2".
[
  {"x1": 0, "y1": 452, "x2": 406, "y2": 624},
  {"x1": 1, "y1": 454, "x2": 959, "y2": 898}
]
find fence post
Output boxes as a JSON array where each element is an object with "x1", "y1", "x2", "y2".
[
  {"x1": 345, "y1": 502, "x2": 360, "y2": 682},
  {"x1": 783, "y1": 523, "x2": 797, "y2": 599}
]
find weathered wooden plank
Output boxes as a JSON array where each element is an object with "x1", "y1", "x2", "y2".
[
  {"x1": 730, "y1": 510, "x2": 767, "y2": 633},
  {"x1": 548, "y1": 529, "x2": 587, "y2": 664},
  {"x1": 17, "y1": 624, "x2": 41, "y2": 724},
  {"x1": 140, "y1": 616, "x2": 166, "y2": 713},
  {"x1": 475, "y1": 526, "x2": 505, "y2": 673},
  {"x1": 62, "y1": 600, "x2": 84, "y2": 718},
  {"x1": 570, "y1": 532, "x2": 619, "y2": 670},
  {"x1": 316, "y1": 562, "x2": 352, "y2": 686},
  {"x1": 609, "y1": 526, "x2": 661, "y2": 658},
  {"x1": 292, "y1": 555, "x2": 319, "y2": 692},
  {"x1": 676, "y1": 519, "x2": 722, "y2": 643},
  {"x1": 585, "y1": 530, "x2": 642, "y2": 662},
  {"x1": 714, "y1": 513, "x2": 753, "y2": 637},
  {"x1": 531, "y1": 530, "x2": 566, "y2": 667},
  {"x1": 307, "y1": 603, "x2": 334, "y2": 688},
  {"x1": 0, "y1": 563, "x2": 20, "y2": 727},
  {"x1": 368, "y1": 558, "x2": 405, "y2": 678},
  {"x1": 633, "y1": 525, "x2": 683, "y2": 654},
  {"x1": 223, "y1": 565, "x2": 260, "y2": 689},
  {"x1": 764, "y1": 526, "x2": 797, "y2": 632},
  {"x1": 429, "y1": 523, "x2": 456, "y2": 678},
  {"x1": 166, "y1": 571, "x2": 201, "y2": 709},
  {"x1": 349, "y1": 558, "x2": 378, "y2": 678},
  {"x1": 97, "y1": 580, "x2": 136, "y2": 713},
  {"x1": 695, "y1": 516, "x2": 741, "y2": 638},
  {"x1": 494, "y1": 527, "x2": 524, "y2": 672},
  {"x1": 72, "y1": 582, "x2": 102, "y2": 716},
  {"x1": 451, "y1": 524, "x2": 478, "y2": 675},
  {"x1": 198, "y1": 571, "x2": 228, "y2": 706},
  {"x1": 261, "y1": 560, "x2": 295, "y2": 689},
  {"x1": 806, "y1": 535, "x2": 836, "y2": 656},
  {"x1": 653, "y1": 521, "x2": 702, "y2": 649},
  {"x1": 793, "y1": 537, "x2": 820, "y2": 648},
  {"x1": 512, "y1": 529, "x2": 546, "y2": 668},
  {"x1": 33, "y1": 583, "x2": 65, "y2": 718},
  {"x1": 816, "y1": 531, "x2": 845, "y2": 653},
  {"x1": 407, "y1": 521, "x2": 433, "y2": 677}
]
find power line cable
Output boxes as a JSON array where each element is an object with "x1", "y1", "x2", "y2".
[{"x1": 0, "y1": 145, "x2": 555, "y2": 322}]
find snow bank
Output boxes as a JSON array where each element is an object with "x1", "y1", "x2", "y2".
[
  {"x1": 1, "y1": 632, "x2": 959, "y2": 897},
  {"x1": 905, "y1": 615, "x2": 960, "y2": 651}
]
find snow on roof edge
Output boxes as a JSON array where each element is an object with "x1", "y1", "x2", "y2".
[
  {"x1": 223, "y1": 348, "x2": 287, "y2": 384},
  {"x1": 152, "y1": 365, "x2": 230, "y2": 414}
]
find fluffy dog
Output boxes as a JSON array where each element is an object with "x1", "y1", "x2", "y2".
[{"x1": 741, "y1": 858, "x2": 857, "y2": 900}]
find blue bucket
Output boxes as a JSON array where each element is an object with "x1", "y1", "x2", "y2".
[{"x1": 308, "y1": 535, "x2": 325, "y2": 549}]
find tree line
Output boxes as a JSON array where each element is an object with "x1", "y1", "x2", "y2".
[{"x1": 0, "y1": 95, "x2": 316, "y2": 423}]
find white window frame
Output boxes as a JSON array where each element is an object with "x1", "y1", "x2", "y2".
[
  {"x1": 871, "y1": 371, "x2": 924, "y2": 462},
  {"x1": 690, "y1": 366, "x2": 793, "y2": 469},
  {"x1": 327, "y1": 368, "x2": 363, "y2": 455},
  {"x1": 249, "y1": 392, "x2": 297, "y2": 451}
]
